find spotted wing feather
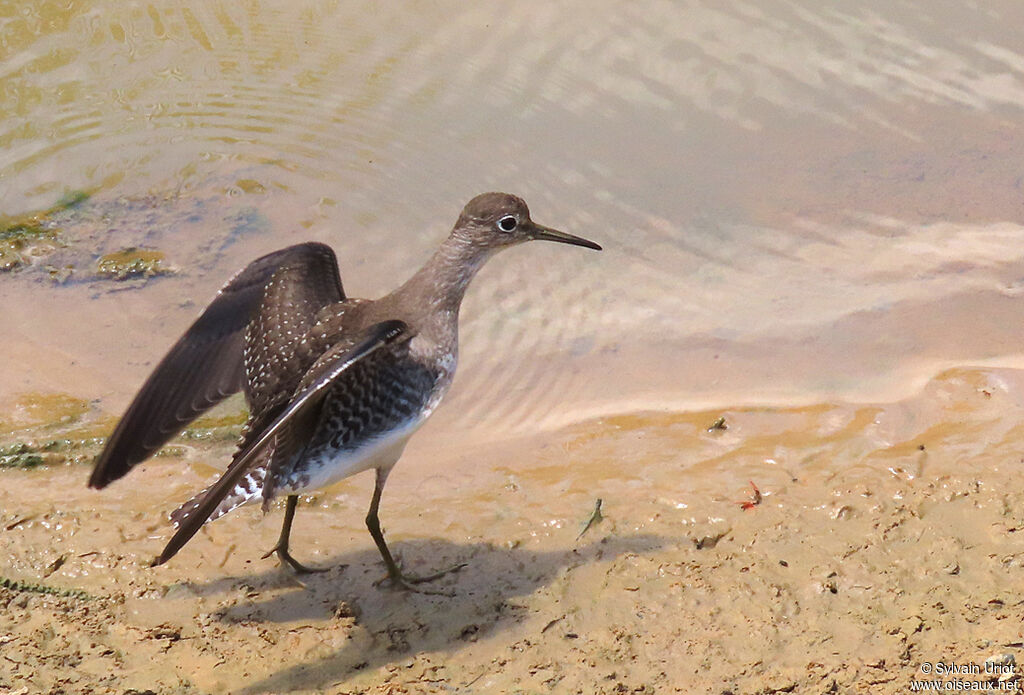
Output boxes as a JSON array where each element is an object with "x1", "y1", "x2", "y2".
[
  {"x1": 242, "y1": 247, "x2": 350, "y2": 416},
  {"x1": 89, "y1": 243, "x2": 344, "y2": 489},
  {"x1": 154, "y1": 320, "x2": 410, "y2": 566}
]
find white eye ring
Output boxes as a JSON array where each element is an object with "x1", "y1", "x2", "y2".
[{"x1": 497, "y1": 215, "x2": 517, "y2": 232}]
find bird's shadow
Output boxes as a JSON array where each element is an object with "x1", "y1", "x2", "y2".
[{"x1": 176, "y1": 533, "x2": 668, "y2": 693}]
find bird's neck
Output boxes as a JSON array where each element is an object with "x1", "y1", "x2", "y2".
[{"x1": 391, "y1": 233, "x2": 494, "y2": 319}]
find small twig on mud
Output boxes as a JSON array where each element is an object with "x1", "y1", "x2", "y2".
[
  {"x1": 541, "y1": 615, "x2": 565, "y2": 633},
  {"x1": 463, "y1": 669, "x2": 488, "y2": 687},
  {"x1": 576, "y1": 498, "x2": 604, "y2": 541},
  {"x1": 5, "y1": 515, "x2": 34, "y2": 531},
  {"x1": 42, "y1": 554, "x2": 67, "y2": 579},
  {"x1": 219, "y1": 543, "x2": 236, "y2": 568}
]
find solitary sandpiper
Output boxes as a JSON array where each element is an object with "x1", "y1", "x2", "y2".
[{"x1": 88, "y1": 192, "x2": 601, "y2": 588}]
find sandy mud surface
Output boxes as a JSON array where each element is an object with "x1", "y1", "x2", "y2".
[{"x1": 4, "y1": 367, "x2": 1024, "y2": 694}]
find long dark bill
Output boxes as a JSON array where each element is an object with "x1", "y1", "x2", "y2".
[{"x1": 529, "y1": 223, "x2": 602, "y2": 251}]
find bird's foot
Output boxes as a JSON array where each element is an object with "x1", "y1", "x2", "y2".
[
  {"x1": 261, "y1": 544, "x2": 330, "y2": 575},
  {"x1": 373, "y1": 561, "x2": 468, "y2": 595}
]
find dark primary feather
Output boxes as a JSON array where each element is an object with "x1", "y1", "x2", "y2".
[
  {"x1": 88, "y1": 243, "x2": 343, "y2": 489},
  {"x1": 154, "y1": 319, "x2": 410, "y2": 566}
]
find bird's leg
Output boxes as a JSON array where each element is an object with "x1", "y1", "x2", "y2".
[
  {"x1": 261, "y1": 495, "x2": 328, "y2": 574},
  {"x1": 366, "y1": 468, "x2": 466, "y2": 593}
]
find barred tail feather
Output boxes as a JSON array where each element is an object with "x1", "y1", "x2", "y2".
[{"x1": 169, "y1": 466, "x2": 267, "y2": 530}]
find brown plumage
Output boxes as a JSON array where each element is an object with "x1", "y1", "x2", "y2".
[{"x1": 89, "y1": 192, "x2": 601, "y2": 587}]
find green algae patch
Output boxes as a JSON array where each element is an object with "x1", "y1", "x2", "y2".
[
  {"x1": 0, "y1": 219, "x2": 60, "y2": 272},
  {"x1": 0, "y1": 437, "x2": 108, "y2": 468},
  {"x1": 96, "y1": 247, "x2": 174, "y2": 281},
  {"x1": 178, "y1": 407, "x2": 246, "y2": 443},
  {"x1": 0, "y1": 393, "x2": 91, "y2": 435},
  {"x1": 154, "y1": 445, "x2": 188, "y2": 458},
  {"x1": 0, "y1": 190, "x2": 89, "y2": 272},
  {"x1": 0, "y1": 443, "x2": 47, "y2": 468},
  {"x1": 189, "y1": 410, "x2": 248, "y2": 430},
  {"x1": 234, "y1": 179, "x2": 266, "y2": 194},
  {"x1": 53, "y1": 190, "x2": 90, "y2": 210},
  {"x1": 178, "y1": 425, "x2": 242, "y2": 444},
  {"x1": 0, "y1": 220, "x2": 51, "y2": 242},
  {"x1": 0, "y1": 393, "x2": 109, "y2": 468},
  {"x1": 0, "y1": 576, "x2": 93, "y2": 601},
  {"x1": 0, "y1": 394, "x2": 246, "y2": 471}
]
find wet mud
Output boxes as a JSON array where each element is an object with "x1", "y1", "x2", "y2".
[{"x1": 4, "y1": 367, "x2": 1024, "y2": 693}]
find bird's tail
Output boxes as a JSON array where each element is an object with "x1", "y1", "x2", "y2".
[{"x1": 169, "y1": 465, "x2": 267, "y2": 530}]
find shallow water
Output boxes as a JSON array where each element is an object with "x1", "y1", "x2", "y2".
[{"x1": 4, "y1": 0, "x2": 1024, "y2": 441}]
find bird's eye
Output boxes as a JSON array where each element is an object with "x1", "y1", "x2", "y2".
[{"x1": 497, "y1": 215, "x2": 518, "y2": 232}]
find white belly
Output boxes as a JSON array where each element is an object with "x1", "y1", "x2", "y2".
[
  {"x1": 283, "y1": 345, "x2": 457, "y2": 496},
  {"x1": 287, "y1": 418, "x2": 425, "y2": 494}
]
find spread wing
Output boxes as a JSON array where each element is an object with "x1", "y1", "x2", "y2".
[
  {"x1": 153, "y1": 320, "x2": 410, "y2": 566},
  {"x1": 88, "y1": 242, "x2": 344, "y2": 489}
]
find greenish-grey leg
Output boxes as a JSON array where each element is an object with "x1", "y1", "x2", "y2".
[
  {"x1": 262, "y1": 494, "x2": 328, "y2": 574},
  {"x1": 366, "y1": 467, "x2": 466, "y2": 592}
]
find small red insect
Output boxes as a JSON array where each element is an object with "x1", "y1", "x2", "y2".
[{"x1": 738, "y1": 480, "x2": 762, "y2": 511}]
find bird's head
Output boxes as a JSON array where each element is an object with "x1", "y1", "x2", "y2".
[{"x1": 452, "y1": 192, "x2": 602, "y2": 253}]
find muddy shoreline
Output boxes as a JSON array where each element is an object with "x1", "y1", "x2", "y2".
[{"x1": 4, "y1": 367, "x2": 1024, "y2": 693}]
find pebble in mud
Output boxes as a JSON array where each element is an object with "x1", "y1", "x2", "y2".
[
  {"x1": 985, "y1": 653, "x2": 1017, "y2": 683},
  {"x1": 335, "y1": 600, "x2": 359, "y2": 620}
]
